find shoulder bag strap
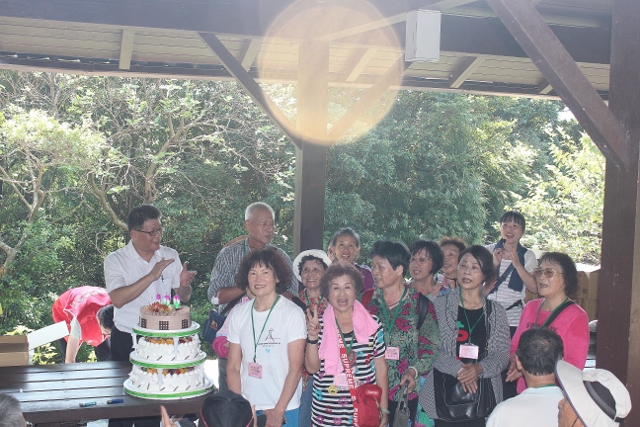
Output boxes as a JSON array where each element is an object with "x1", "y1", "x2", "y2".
[
  {"x1": 417, "y1": 293, "x2": 431, "y2": 330},
  {"x1": 361, "y1": 288, "x2": 375, "y2": 308},
  {"x1": 482, "y1": 299, "x2": 493, "y2": 360},
  {"x1": 542, "y1": 300, "x2": 576, "y2": 328},
  {"x1": 337, "y1": 330, "x2": 360, "y2": 426}
]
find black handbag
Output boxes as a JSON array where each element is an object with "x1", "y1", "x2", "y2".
[
  {"x1": 433, "y1": 369, "x2": 496, "y2": 421},
  {"x1": 433, "y1": 299, "x2": 497, "y2": 421}
]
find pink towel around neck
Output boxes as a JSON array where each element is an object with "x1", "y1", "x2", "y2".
[{"x1": 318, "y1": 300, "x2": 379, "y2": 375}]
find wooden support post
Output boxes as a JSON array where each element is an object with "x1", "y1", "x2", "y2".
[
  {"x1": 293, "y1": 41, "x2": 329, "y2": 255},
  {"x1": 598, "y1": 0, "x2": 640, "y2": 421}
]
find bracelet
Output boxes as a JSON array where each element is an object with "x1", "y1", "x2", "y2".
[
  {"x1": 379, "y1": 407, "x2": 390, "y2": 415},
  {"x1": 408, "y1": 366, "x2": 419, "y2": 380},
  {"x1": 306, "y1": 338, "x2": 319, "y2": 345}
]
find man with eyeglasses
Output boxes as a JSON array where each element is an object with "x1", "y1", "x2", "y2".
[{"x1": 104, "y1": 205, "x2": 195, "y2": 427}]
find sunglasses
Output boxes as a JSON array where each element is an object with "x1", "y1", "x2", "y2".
[{"x1": 532, "y1": 268, "x2": 562, "y2": 279}]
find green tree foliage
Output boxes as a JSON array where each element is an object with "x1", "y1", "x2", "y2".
[
  {"x1": 514, "y1": 133, "x2": 604, "y2": 264},
  {"x1": 324, "y1": 92, "x2": 557, "y2": 254},
  {"x1": 0, "y1": 70, "x2": 601, "y2": 362}
]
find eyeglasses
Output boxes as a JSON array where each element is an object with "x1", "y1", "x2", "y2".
[
  {"x1": 134, "y1": 227, "x2": 163, "y2": 237},
  {"x1": 532, "y1": 268, "x2": 562, "y2": 279}
]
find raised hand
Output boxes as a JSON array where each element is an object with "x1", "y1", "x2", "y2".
[
  {"x1": 180, "y1": 261, "x2": 196, "y2": 287},
  {"x1": 306, "y1": 306, "x2": 320, "y2": 340},
  {"x1": 150, "y1": 257, "x2": 175, "y2": 281}
]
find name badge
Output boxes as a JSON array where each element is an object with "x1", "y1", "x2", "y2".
[
  {"x1": 249, "y1": 362, "x2": 263, "y2": 378},
  {"x1": 459, "y1": 343, "x2": 479, "y2": 360},
  {"x1": 334, "y1": 373, "x2": 349, "y2": 387},
  {"x1": 385, "y1": 346, "x2": 400, "y2": 360}
]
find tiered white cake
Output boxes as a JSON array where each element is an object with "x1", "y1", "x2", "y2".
[{"x1": 123, "y1": 301, "x2": 213, "y2": 399}]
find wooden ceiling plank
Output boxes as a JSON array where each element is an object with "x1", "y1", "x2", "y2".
[
  {"x1": 0, "y1": 2, "x2": 612, "y2": 66},
  {"x1": 448, "y1": 56, "x2": 483, "y2": 88},
  {"x1": 198, "y1": 32, "x2": 303, "y2": 148},
  {"x1": 240, "y1": 38, "x2": 261, "y2": 71},
  {"x1": 118, "y1": 29, "x2": 134, "y2": 70},
  {"x1": 345, "y1": 48, "x2": 377, "y2": 82},
  {"x1": 327, "y1": 55, "x2": 406, "y2": 141},
  {"x1": 485, "y1": 0, "x2": 627, "y2": 169}
]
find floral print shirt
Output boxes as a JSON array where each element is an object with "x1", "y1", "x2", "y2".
[{"x1": 364, "y1": 285, "x2": 440, "y2": 401}]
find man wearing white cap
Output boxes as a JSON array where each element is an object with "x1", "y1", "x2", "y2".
[{"x1": 556, "y1": 360, "x2": 632, "y2": 427}]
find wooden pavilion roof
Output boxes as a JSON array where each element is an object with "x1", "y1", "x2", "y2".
[{"x1": 0, "y1": 0, "x2": 612, "y2": 99}]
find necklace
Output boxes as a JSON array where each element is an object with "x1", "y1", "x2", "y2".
[{"x1": 459, "y1": 288, "x2": 485, "y2": 343}]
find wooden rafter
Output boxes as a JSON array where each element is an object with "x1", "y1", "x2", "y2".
[
  {"x1": 328, "y1": 55, "x2": 406, "y2": 141},
  {"x1": 240, "y1": 39, "x2": 261, "y2": 71},
  {"x1": 198, "y1": 32, "x2": 303, "y2": 148},
  {"x1": 118, "y1": 29, "x2": 134, "y2": 70},
  {"x1": 485, "y1": 0, "x2": 628, "y2": 169},
  {"x1": 536, "y1": 79, "x2": 553, "y2": 95},
  {"x1": 448, "y1": 56, "x2": 483, "y2": 88},
  {"x1": 345, "y1": 48, "x2": 378, "y2": 83}
]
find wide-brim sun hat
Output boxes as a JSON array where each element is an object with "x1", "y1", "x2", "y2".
[
  {"x1": 200, "y1": 389, "x2": 253, "y2": 427},
  {"x1": 556, "y1": 360, "x2": 631, "y2": 427},
  {"x1": 292, "y1": 249, "x2": 332, "y2": 282}
]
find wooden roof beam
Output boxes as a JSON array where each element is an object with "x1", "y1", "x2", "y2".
[
  {"x1": 198, "y1": 32, "x2": 303, "y2": 148},
  {"x1": 328, "y1": 55, "x2": 407, "y2": 141},
  {"x1": 240, "y1": 39, "x2": 261, "y2": 71},
  {"x1": 448, "y1": 56, "x2": 483, "y2": 88},
  {"x1": 345, "y1": 48, "x2": 378, "y2": 83},
  {"x1": 485, "y1": 0, "x2": 628, "y2": 169},
  {"x1": 118, "y1": 29, "x2": 134, "y2": 70}
]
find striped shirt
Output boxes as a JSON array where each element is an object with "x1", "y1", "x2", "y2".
[
  {"x1": 311, "y1": 316, "x2": 386, "y2": 427},
  {"x1": 207, "y1": 238, "x2": 297, "y2": 311}
]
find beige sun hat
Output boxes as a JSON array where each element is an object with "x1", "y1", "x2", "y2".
[{"x1": 292, "y1": 249, "x2": 332, "y2": 282}]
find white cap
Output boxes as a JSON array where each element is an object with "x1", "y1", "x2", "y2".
[
  {"x1": 556, "y1": 360, "x2": 632, "y2": 427},
  {"x1": 292, "y1": 250, "x2": 332, "y2": 282}
]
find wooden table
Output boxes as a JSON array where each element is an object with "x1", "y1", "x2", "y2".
[{"x1": 0, "y1": 361, "x2": 214, "y2": 427}]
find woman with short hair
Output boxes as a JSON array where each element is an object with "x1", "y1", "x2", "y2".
[
  {"x1": 292, "y1": 249, "x2": 332, "y2": 427},
  {"x1": 409, "y1": 240, "x2": 446, "y2": 300},
  {"x1": 227, "y1": 248, "x2": 306, "y2": 427},
  {"x1": 506, "y1": 252, "x2": 589, "y2": 394},
  {"x1": 305, "y1": 263, "x2": 389, "y2": 427},
  {"x1": 436, "y1": 237, "x2": 466, "y2": 291},
  {"x1": 363, "y1": 241, "x2": 440, "y2": 426},
  {"x1": 328, "y1": 227, "x2": 374, "y2": 292},
  {"x1": 420, "y1": 245, "x2": 510, "y2": 427}
]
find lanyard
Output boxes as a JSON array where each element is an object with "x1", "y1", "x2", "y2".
[
  {"x1": 534, "y1": 297, "x2": 569, "y2": 326},
  {"x1": 381, "y1": 286, "x2": 408, "y2": 336},
  {"x1": 336, "y1": 319, "x2": 353, "y2": 355},
  {"x1": 459, "y1": 289, "x2": 485, "y2": 343},
  {"x1": 251, "y1": 296, "x2": 280, "y2": 363},
  {"x1": 304, "y1": 289, "x2": 324, "y2": 310}
]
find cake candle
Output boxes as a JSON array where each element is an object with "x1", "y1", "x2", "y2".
[{"x1": 173, "y1": 294, "x2": 181, "y2": 309}]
